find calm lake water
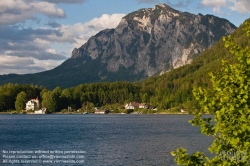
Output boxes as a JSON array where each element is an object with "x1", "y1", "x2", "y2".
[{"x1": 0, "y1": 114, "x2": 213, "y2": 166}]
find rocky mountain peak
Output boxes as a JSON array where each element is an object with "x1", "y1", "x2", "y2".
[
  {"x1": 153, "y1": 3, "x2": 180, "y2": 13},
  {"x1": 121, "y1": 3, "x2": 180, "y2": 29},
  {"x1": 69, "y1": 4, "x2": 236, "y2": 81}
]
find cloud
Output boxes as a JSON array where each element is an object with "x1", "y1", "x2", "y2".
[
  {"x1": 0, "y1": 54, "x2": 65, "y2": 74},
  {"x1": 165, "y1": 0, "x2": 193, "y2": 8},
  {"x1": 0, "y1": 25, "x2": 67, "y2": 60},
  {"x1": 0, "y1": 0, "x2": 65, "y2": 26},
  {"x1": 0, "y1": 55, "x2": 46, "y2": 74},
  {"x1": 201, "y1": 0, "x2": 227, "y2": 13},
  {"x1": 46, "y1": 21, "x2": 61, "y2": 28},
  {"x1": 230, "y1": 0, "x2": 250, "y2": 14},
  {"x1": 6, "y1": 50, "x2": 66, "y2": 60},
  {"x1": 201, "y1": 0, "x2": 227, "y2": 7},
  {"x1": 201, "y1": 0, "x2": 250, "y2": 14},
  {"x1": 50, "y1": 13, "x2": 126, "y2": 49}
]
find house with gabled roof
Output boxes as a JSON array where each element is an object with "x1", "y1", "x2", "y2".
[
  {"x1": 26, "y1": 97, "x2": 39, "y2": 111},
  {"x1": 125, "y1": 102, "x2": 147, "y2": 109}
]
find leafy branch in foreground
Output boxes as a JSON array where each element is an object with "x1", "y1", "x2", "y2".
[{"x1": 171, "y1": 21, "x2": 250, "y2": 165}]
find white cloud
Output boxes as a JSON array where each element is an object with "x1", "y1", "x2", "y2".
[
  {"x1": 0, "y1": 55, "x2": 39, "y2": 74},
  {"x1": 0, "y1": 54, "x2": 64, "y2": 74},
  {"x1": 32, "y1": 59, "x2": 64, "y2": 71},
  {"x1": 0, "y1": 55, "x2": 34, "y2": 66},
  {"x1": 73, "y1": 13, "x2": 126, "y2": 48},
  {"x1": 230, "y1": 0, "x2": 250, "y2": 14},
  {"x1": 34, "y1": 38, "x2": 50, "y2": 45},
  {"x1": 46, "y1": 13, "x2": 125, "y2": 52},
  {"x1": 201, "y1": 0, "x2": 227, "y2": 13},
  {"x1": 46, "y1": 48, "x2": 57, "y2": 54},
  {"x1": 35, "y1": 1, "x2": 65, "y2": 17},
  {"x1": 0, "y1": 0, "x2": 65, "y2": 26},
  {"x1": 201, "y1": 0, "x2": 227, "y2": 7},
  {"x1": 201, "y1": 0, "x2": 250, "y2": 14}
]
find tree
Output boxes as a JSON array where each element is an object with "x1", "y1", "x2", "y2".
[
  {"x1": 81, "y1": 101, "x2": 94, "y2": 113},
  {"x1": 0, "y1": 94, "x2": 6, "y2": 112},
  {"x1": 15, "y1": 91, "x2": 28, "y2": 111},
  {"x1": 172, "y1": 22, "x2": 250, "y2": 165},
  {"x1": 52, "y1": 86, "x2": 63, "y2": 110},
  {"x1": 60, "y1": 89, "x2": 72, "y2": 110},
  {"x1": 41, "y1": 91, "x2": 56, "y2": 113}
]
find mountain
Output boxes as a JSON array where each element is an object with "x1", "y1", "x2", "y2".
[
  {"x1": 140, "y1": 19, "x2": 250, "y2": 110},
  {"x1": 0, "y1": 4, "x2": 236, "y2": 89}
]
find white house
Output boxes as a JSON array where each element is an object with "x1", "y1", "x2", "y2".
[
  {"x1": 125, "y1": 102, "x2": 147, "y2": 109},
  {"x1": 95, "y1": 109, "x2": 108, "y2": 114},
  {"x1": 181, "y1": 108, "x2": 188, "y2": 113},
  {"x1": 26, "y1": 97, "x2": 39, "y2": 111}
]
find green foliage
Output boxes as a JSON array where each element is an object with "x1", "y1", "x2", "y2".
[
  {"x1": 100, "y1": 103, "x2": 121, "y2": 113},
  {"x1": 15, "y1": 91, "x2": 28, "y2": 111},
  {"x1": 172, "y1": 21, "x2": 250, "y2": 165},
  {"x1": 124, "y1": 109, "x2": 134, "y2": 114},
  {"x1": 0, "y1": 81, "x2": 144, "y2": 113},
  {"x1": 0, "y1": 83, "x2": 41, "y2": 111},
  {"x1": 171, "y1": 148, "x2": 205, "y2": 166},
  {"x1": 140, "y1": 109, "x2": 155, "y2": 114},
  {"x1": 41, "y1": 91, "x2": 56, "y2": 113},
  {"x1": 80, "y1": 101, "x2": 95, "y2": 113}
]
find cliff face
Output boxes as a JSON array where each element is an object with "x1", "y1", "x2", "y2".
[{"x1": 71, "y1": 4, "x2": 236, "y2": 77}]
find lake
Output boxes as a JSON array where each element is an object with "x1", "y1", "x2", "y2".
[{"x1": 0, "y1": 114, "x2": 213, "y2": 165}]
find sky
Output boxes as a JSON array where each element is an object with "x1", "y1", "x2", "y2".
[{"x1": 0, "y1": 0, "x2": 250, "y2": 75}]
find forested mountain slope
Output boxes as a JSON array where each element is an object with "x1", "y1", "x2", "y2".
[{"x1": 141, "y1": 19, "x2": 250, "y2": 110}]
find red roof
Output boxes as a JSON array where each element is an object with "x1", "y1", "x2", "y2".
[{"x1": 128, "y1": 102, "x2": 145, "y2": 107}]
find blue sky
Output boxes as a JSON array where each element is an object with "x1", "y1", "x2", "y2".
[{"x1": 0, "y1": 0, "x2": 250, "y2": 74}]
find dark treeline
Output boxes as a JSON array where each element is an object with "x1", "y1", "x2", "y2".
[
  {"x1": 0, "y1": 79, "x2": 199, "y2": 113},
  {"x1": 0, "y1": 83, "x2": 41, "y2": 111},
  {"x1": 0, "y1": 82, "x2": 144, "y2": 113},
  {"x1": 0, "y1": 80, "x2": 194, "y2": 113}
]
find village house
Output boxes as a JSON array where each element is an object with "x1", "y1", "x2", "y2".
[
  {"x1": 125, "y1": 102, "x2": 147, "y2": 109},
  {"x1": 181, "y1": 108, "x2": 188, "y2": 113},
  {"x1": 26, "y1": 97, "x2": 39, "y2": 111},
  {"x1": 25, "y1": 97, "x2": 46, "y2": 114},
  {"x1": 95, "y1": 109, "x2": 108, "y2": 114}
]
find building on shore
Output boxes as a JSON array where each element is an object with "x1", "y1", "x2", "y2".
[
  {"x1": 26, "y1": 97, "x2": 47, "y2": 114},
  {"x1": 26, "y1": 97, "x2": 39, "y2": 111},
  {"x1": 95, "y1": 109, "x2": 108, "y2": 114},
  {"x1": 125, "y1": 102, "x2": 147, "y2": 109}
]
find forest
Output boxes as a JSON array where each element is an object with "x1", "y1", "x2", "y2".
[{"x1": 0, "y1": 19, "x2": 249, "y2": 114}]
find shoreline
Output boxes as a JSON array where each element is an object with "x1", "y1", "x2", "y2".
[{"x1": 0, "y1": 112, "x2": 212, "y2": 115}]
